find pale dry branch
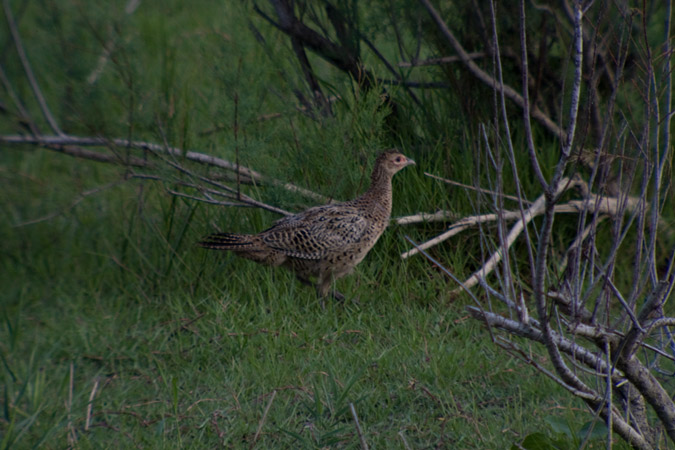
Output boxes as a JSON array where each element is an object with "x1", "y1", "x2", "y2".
[
  {"x1": 0, "y1": 134, "x2": 328, "y2": 204},
  {"x1": 404, "y1": 177, "x2": 656, "y2": 300},
  {"x1": 405, "y1": 1, "x2": 674, "y2": 447},
  {"x1": 401, "y1": 210, "x2": 523, "y2": 259},
  {"x1": 400, "y1": 177, "x2": 588, "y2": 258},
  {"x1": 466, "y1": 306, "x2": 613, "y2": 381},
  {"x1": 394, "y1": 210, "x2": 458, "y2": 225},
  {"x1": 85, "y1": 378, "x2": 100, "y2": 431},
  {"x1": 644, "y1": 317, "x2": 675, "y2": 334},
  {"x1": 447, "y1": 178, "x2": 569, "y2": 293}
]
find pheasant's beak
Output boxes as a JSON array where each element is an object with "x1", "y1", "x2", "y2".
[{"x1": 405, "y1": 157, "x2": 416, "y2": 167}]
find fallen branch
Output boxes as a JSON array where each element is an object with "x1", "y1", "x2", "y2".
[
  {"x1": 1, "y1": 134, "x2": 328, "y2": 203},
  {"x1": 450, "y1": 179, "x2": 570, "y2": 293},
  {"x1": 401, "y1": 177, "x2": 648, "y2": 264},
  {"x1": 395, "y1": 210, "x2": 458, "y2": 225}
]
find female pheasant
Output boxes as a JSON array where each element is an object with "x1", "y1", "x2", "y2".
[{"x1": 199, "y1": 150, "x2": 415, "y2": 298}]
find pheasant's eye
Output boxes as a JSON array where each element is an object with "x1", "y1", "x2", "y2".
[{"x1": 395, "y1": 156, "x2": 403, "y2": 163}]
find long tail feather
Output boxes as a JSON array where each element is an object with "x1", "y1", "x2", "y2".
[{"x1": 198, "y1": 233, "x2": 255, "y2": 250}]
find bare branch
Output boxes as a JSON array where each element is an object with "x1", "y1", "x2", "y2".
[
  {"x1": 467, "y1": 307, "x2": 655, "y2": 449},
  {"x1": 419, "y1": 0, "x2": 564, "y2": 139},
  {"x1": 258, "y1": 1, "x2": 372, "y2": 88},
  {"x1": 0, "y1": 134, "x2": 328, "y2": 204},
  {"x1": 453, "y1": 179, "x2": 572, "y2": 292},
  {"x1": 2, "y1": 0, "x2": 64, "y2": 136},
  {"x1": 517, "y1": 0, "x2": 548, "y2": 189},
  {"x1": 400, "y1": 185, "x2": 650, "y2": 260},
  {"x1": 394, "y1": 210, "x2": 458, "y2": 226}
]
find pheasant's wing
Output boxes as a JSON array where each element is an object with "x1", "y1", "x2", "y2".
[{"x1": 260, "y1": 205, "x2": 369, "y2": 260}]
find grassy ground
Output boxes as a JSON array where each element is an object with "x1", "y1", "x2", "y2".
[
  {"x1": 2, "y1": 143, "x2": 621, "y2": 449},
  {"x1": 0, "y1": 1, "x2": 634, "y2": 449},
  {"x1": 1, "y1": 149, "x2": 596, "y2": 449}
]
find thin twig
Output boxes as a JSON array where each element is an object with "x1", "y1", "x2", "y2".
[
  {"x1": 144, "y1": 145, "x2": 292, "y2": 216},
  {"x1": 3, "y1": 0, "x2": 63, "y2": 136},
  {"x1": 250, "y1": 390, "x2": 276, "y2": 449},
  {"x1": 13, "y1": 180, "x2": 126, "y2": 227},
  {"x1": 166, "y1": 189, "x2": 251, "y2": 208},
  {"x1": 0, "y1": 63, "x2": 40, "y2": 135},
  {"x1": 67, "y1": 362, "x2": 77, "y2": 446},
  {"x1": 85, "y1": 378, "x2": 100, "y2": 431},
  {"x1": 349, "y1": 403, "x2": 368, "y2": 450},
  {"x1": 398, "y1": 430, "x2": 412, "y2": 450},
  {"x1": 377, "y1": 78, "x2": 450, "y2": 89},
  {"x1": 424, "y1": 172, "x2": 531, "y2": 205},
  {"x1": 86, "y1": 0, "x2": 141, "y2": 84}
]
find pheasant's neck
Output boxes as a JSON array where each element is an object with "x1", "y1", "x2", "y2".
[{"x1": 358, "y1": 171, "x2": 393, "y2": 217}]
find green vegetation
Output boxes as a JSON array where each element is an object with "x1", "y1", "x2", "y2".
[
  {"x1": 1, "y1": 1, "x2": 662, "y2": 448},
  {"x1": 1, "y1": 152, "x2": 606, "y2": 447}
]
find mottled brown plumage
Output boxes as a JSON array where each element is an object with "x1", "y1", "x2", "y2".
[{"x1": 199, "y1": 150, "x2": 415, "y2": 298}]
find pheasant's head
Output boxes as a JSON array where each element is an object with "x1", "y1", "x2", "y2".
[{"x1": 376, "y1": 149, "x2": 416, "y2": 177}]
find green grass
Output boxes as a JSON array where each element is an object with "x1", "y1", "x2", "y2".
[
  {"x1": 1, "y1": 148, "x2": 609, "y2": 449},
  {"x1": 0, "y1": 1, "x2": 638, "y2": 449}
]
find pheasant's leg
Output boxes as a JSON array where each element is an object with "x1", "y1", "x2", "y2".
[
  {"x1": 295, "y1": 275, "x2": 339, "y2": 305},
  {"x1": 316, "y1": 275, "x2": 345, "y2": 304},
  {"x1": 316, "y1": 275, "x2": 331, "y2": 298}
]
